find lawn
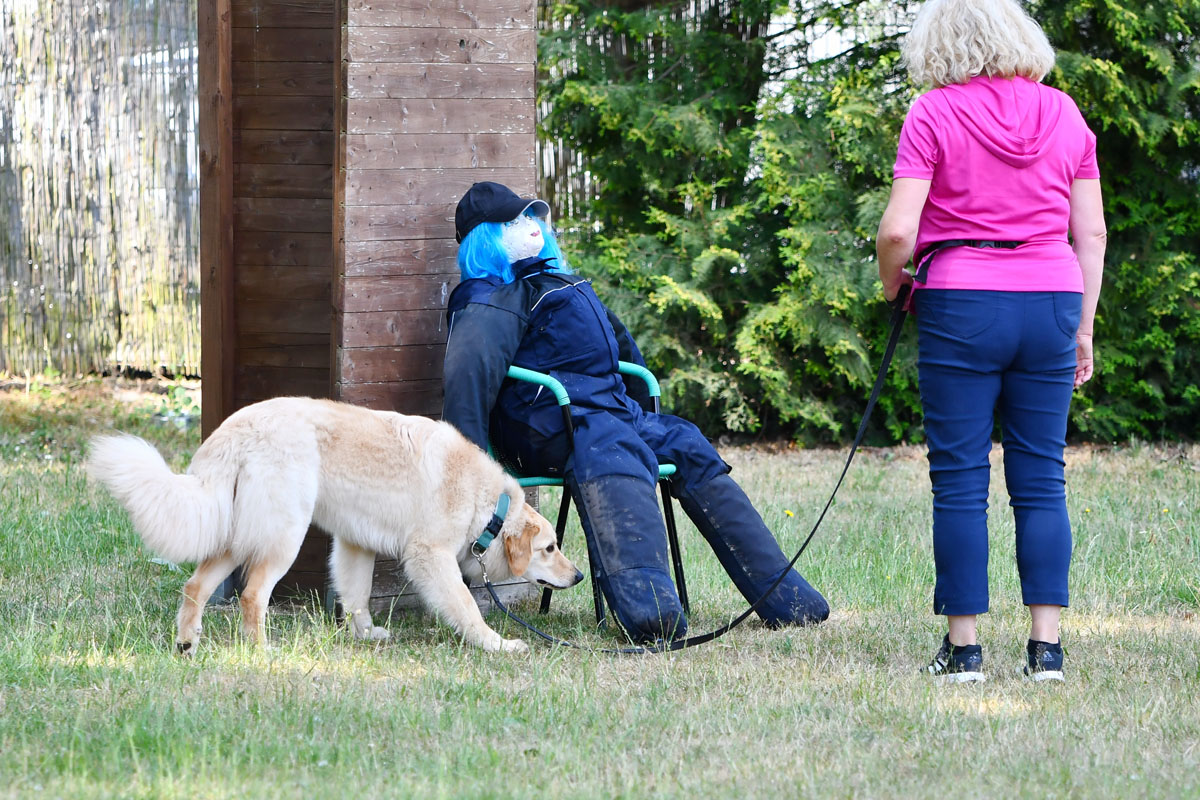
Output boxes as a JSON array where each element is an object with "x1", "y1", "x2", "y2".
[{"x1": 1, "y1": 379, "x2": 1197, "y2": 799}]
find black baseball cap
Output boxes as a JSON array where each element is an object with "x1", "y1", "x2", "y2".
[{"x1": 454, "y1": 181, "x2": 550, "y2": 243}]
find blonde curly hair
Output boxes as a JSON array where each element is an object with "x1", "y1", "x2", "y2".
[{"x1": 902, "y1": 0, "x2": 1056, "y2": 88}]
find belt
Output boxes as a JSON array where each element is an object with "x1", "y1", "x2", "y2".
[{"x1": 913, "y1": 239, "x2": 1024, "y2": 283}]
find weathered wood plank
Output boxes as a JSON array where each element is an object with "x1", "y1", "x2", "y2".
[
  {"x1": 235, "y1": 264, "x2": 331, "y2": 300},
  {"x1": 232, "y1": 0, "x2": 334, "y2": 29},
  {"x1": 237, "y1": 298, "x2": 332, "y2": 333},
  {"x1": 343, "y1": 203, "x2": 451, "y2": 241},
  {"x1": 343, "y1": 238, "x2": 458, "y2": 277},
  {"x1": 335, "y1": 378, "x2": 443, "y2": 415},
  {"x1": 341, "y1": 274, "x2": 455, "y2": 313},
  {"x1": 344, "y1": 133, "x2": 534, "y2": 170},
  {"x1": 346, "y1": 27, "x2": 534, "y2": 64},
  {"x1": 339, "y1": 309, "x2": 449, "y2": 348},
  {"x1": 346, "y1": 63, "x2": 533, "y2": 99},
  {"x1": 234, "y1": 197, "x2": 332, "y2": 233},
  {"x1": 232, "y1": 27, "x2": 334, "y2": 62},
  {"x1": 235, "y1": 163, "x2": 333, "y2": 199},
  {"x1": 235, "y1": 130, "x2": 335, "y2": 165},
  {"x1": 236, "y1": 343, "x2": 331, "y2": 369},
  {"x1": 344, "y1": 167, "x2": 532, "y2": 207},
  {"x1": 232, "y1": 61, "x2": 333, "y2": 96},
  {"x1": 235, "y1": 365, "x2": 331, "y2": 401},
  {"x1": 237, "y1": 331, "x2": 330, "y2": 349},
  {"x1": 337, "y1": 344, "x2": 446, "y2": 384},
  {"x1": 341, "y1": 182, "x2": 532, "y2": 242},
  {"x1": 345, "y1": 0, "x2": 534, "y2": 30},
  {"x1": 346, "y1": 98, "x2": 534, "y2": 135},
  {"x1": 341, "y1": 168, "x2": 535, "y2": 242},
  {"x1": 234, "y1": 231, "x2": 332, "y2": 266},
  {"x1": 235, "y1": 96, "x2": 334, "y2": 131}
]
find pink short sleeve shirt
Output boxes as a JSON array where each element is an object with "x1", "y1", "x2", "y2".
[{"x1": 894, "y1": 75, "x2": 1099, "y2": 292}]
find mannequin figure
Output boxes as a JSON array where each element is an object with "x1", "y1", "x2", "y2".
[{"x1": 442, "y1": 182, "x2": 829, "y2": 642}]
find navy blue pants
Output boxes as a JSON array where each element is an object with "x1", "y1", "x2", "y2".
[
  {"x1": 495, "y1": 400, "x2": 730, "y2": 494},
  {"x1": 916, "y1": 290, "x2": 1080, "y2": 616}
]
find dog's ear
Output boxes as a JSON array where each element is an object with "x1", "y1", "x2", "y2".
[{"x1": 503, "y1": 516, "x2": 538, "y2": 577}]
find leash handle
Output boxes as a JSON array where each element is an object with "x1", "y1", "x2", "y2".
[{"x1": 485, "y1": 295, "x2": 913, "y2": 654}]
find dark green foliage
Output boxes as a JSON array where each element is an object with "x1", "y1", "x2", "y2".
[
  {"x1": 542, "y1": 0, "x2": 785, "y2": 434},
  {"x1": 1036, "y1": 0, "x2": 1200, "y2": 440},
  {"x1": 540, "y1": 0, "x2": 1200, "y2": 442}
]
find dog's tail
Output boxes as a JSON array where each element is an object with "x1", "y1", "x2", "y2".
[{"x1": 87, "y1": 433, "x2": 229, "y2": 564}]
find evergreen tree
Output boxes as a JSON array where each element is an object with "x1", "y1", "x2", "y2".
[
  {"x1": 540, "y1": 0, "x2": 1200, "y2": 442},
  {"x1": 1036, "y1": 0, "x2": 1200, "y2": 439}
]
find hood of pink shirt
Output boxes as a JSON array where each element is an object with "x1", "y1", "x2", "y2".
[{"x1": 939, "y1": 75, "x2": 1063, "y2": 168}]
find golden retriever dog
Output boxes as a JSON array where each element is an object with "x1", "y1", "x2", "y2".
[{"x1": 87, "y1": 397, "x2": 583, "y2": 653}]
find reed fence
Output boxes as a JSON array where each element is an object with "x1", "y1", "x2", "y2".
[{"x1": 1, "y1": 0, "x2": 198, "y2": 377}]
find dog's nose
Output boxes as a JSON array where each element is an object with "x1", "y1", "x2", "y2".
[{"x1": 572, "y1": 569, "x2": 585, "y2": 585}]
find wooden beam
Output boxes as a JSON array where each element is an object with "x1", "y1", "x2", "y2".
[
  {"x1": 344, "y1": 0, "x2": 535, "y2": 29},
  {"x1": 339, "y1": 309, "x2": 450, "y2": 348},
  {"x1": 342, "y1": 238, "x2": 458, "y2": 277},
  {"x1": 345, "y1": 27, "x2": 535, "y2": 64},
  {"x1": 234, "y1": 163, "x2": 335, "y2": 199},
  {"x1": 331, "y1": 0, "x2": 349, "y2": 401},
  {"x1": 232, "y1": 0, "x2": 334, "y2": 29},
  {"x1": 200, "y1": 0, "x2": 236, "y2": 439},
  {"x1": 346, "y1": 98, "x2": 534, "y2": 134},
  {"x1": 346, "y1": 63, "x2": 534, "y2": 99},
  {"x1": 232, "y1": 27, "x2": 335, "y2": 62},
  {"x1": 232, "y1": 61, "x2": 334, "y2": 96},
  {"x1": 233, "y1": 197, "x2": 333, "y2": 233}
]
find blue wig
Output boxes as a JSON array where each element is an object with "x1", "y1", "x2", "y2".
[{"x1": 457, "y1": 213, "x2": 570, "y2": 283}]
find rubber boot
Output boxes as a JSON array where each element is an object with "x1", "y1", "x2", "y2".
[
  {"x1": 571, "y1": 475, "x2": 687, "y2": 643},
  {"x1": 677, "y1": 473, "x2": 829, "y2": 626}
]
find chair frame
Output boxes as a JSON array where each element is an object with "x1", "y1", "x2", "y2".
[{"x1": 504, "y1": 362, "x2": 690, "y2": 626}]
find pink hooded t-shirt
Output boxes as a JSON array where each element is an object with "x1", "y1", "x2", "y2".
[{"x1": 893, "y1": 75, "x2": 1099, "y2": 292}]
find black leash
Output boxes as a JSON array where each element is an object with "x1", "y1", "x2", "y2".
[{"x1": 479, "y1": 285, "x2": 914, "y2": 654}]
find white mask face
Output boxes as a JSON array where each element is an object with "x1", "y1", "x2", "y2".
[{"x1": 500, "y1": 214, "x2": 544, "y2": 263}]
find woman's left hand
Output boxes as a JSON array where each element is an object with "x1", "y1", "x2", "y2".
[{"x1": 1074, "y1": 333, "x2": 1094, "y2": 388}]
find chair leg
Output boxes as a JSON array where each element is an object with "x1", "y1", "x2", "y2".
[
  {"x1": 583, "y1": 529, "x2": 607, "y2": 629},
  {"x1": 539, "y1": 488, "x2": 574, "y2": 613},
  {"x1": 661, "y1": 480, "x2": 689, "y2": 616}
]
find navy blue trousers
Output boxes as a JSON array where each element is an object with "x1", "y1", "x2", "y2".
[
  {"x1": 916, "y1": 290, "x2": 1080, "y2": 616},
  {"x1": 494, "y1": 399, "x2": 729, "y2": 493}
]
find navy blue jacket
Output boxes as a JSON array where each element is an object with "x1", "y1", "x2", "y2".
[{"x1": 442, "y1": 257, "x2": 649, "y2": 454}]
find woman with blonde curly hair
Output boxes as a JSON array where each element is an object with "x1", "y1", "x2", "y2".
[{"x1": 876, "y1": 0, "x2": 1106, "y2": 682}]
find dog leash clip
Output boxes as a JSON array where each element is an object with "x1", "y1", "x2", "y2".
[{"x1": 472, "y1": 547, "x2": 490, "y2": 583}]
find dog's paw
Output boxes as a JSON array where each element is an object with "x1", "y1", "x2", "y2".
[
  {"x1": 349, "y1": 622, "x2": 390, "y2": 641},
  {"x1": 500, "y1": 638, "x2": 529, "y2": 653},
  {"x1": 241, "y1": 625, "x2": 267, "y2": 646}
]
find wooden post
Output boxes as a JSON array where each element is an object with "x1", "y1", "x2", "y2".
[
  {"x1": 330, "y1": 0, "x2": 540, "y2": 613},
  {"x1": 332, "y1": 0, "x2": 538, "y2": 413},
  {"x1": 199, "y1": 0, "x2": 235, "y2": 440},
  {"x1": 200, "y1": 0, "x2": 540, "y2": 612}
]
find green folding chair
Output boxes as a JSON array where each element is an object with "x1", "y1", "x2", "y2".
[{"x1": 501, "y1": 362, "x2": 690, "y2": 626}]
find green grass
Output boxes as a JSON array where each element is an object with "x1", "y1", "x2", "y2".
[{"x1": 2, "y1": 380, "x2": 1198, "y2": 799}]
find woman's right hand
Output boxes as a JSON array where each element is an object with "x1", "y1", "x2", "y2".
[
  {"x1": 1074, "y1": 332, "x2": 1094, "y2": 388},
  {"x1": 884, "y1": 268, "x2": 914, "y2": 304}
]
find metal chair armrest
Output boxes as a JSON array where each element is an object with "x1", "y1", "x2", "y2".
[
  {"x1": 506, "y1": 365, "x2": 571, "y2": 406},
  {"x1": 616, "y1": 360, "x2": 661, "y2": 399}
]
